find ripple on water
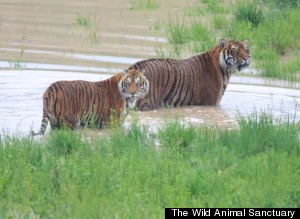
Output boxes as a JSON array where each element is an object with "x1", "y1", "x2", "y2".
[{"x1": 0, "y1": 69, "x2": 299, "y2": 135}]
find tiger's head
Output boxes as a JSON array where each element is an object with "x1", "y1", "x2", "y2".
[
  {"x1": 218, "y1": 39, "x2": 251, "y2": 73},
  {"x1": 118, "y1": 69, "x2": 150, "y2": 109}
]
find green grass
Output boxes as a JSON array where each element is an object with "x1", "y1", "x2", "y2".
[
  {"x1": 248, "y1": 4, "x2": 300, "y2": 80},
  {"x1": 163, "y1": 20, "x2": 216, "y2": 55},
  {"x1": 1, "y1": 114, "x2": 300, "y2": 218},
  {"x1": 88, "y1": 28, "x2": 100, "y2": 45},
  {"x1": 205, "y1": 0, "x2": 229, "y2": 14},
  {"x1": 256, "y1": 13, "x2": 296, "y2": 55},
  {"x1": 8, "y1": 59, "x2": 26, "y2": 69},
  {"x1": 148, "y1": 20, "x2": 162, "y2": 31},
  {"x1": 155, "y1": 0, "x2": 300, "y2": 81},
  {"x1": 183, "y1": 0, "x2": 229, "y2": 16},
  {"x1": 234, "y1": 2, "x2": 264, "y2": 28},
  {"x1": 155, "y1": 44, "x2": 182, "y2": 58},
  {"x1": 188, "y1": 23, "x2": 216, "y2": 53},
  {"x1": 212, "y1": 14, "x2": 228, "y2": 29},
  {"x1": 233, "y1": 2, "x2": 300, "y2": 80},
  {"x1": 229, "y1": 1, "x2": 300, "y2": 56},
  {"x1": 189, "y1": 23, "x2": 211, "y2": 42},
  {"x1": 183, "y1": 6, "x2": 205, "y2": 17},
  {"x1": 189, "y1": 39, "x2": 216, "y2": 54},
  {"x1": 75, "y1": 12, "x2": 90, "y2": 27},
  {"x1": 253, "y1": 49, "x2": 300, "y2": 80},
  {"x1": 130, "y1": 0, "x2": 160, "y2": 10},
  {"x1": 263, "y1": 0, "x2": 300, "y2": 9},
  {"x1": 8, "y1": 47, "x2": 26, "y2": 69},
  {"x1": 164, "y1": 15, "x2": 189, "y2": 45},
  {"x1": 74, "y1": 12, "x2": 100, "y2": 45}
]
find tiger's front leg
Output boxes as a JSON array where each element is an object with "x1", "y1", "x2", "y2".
[
  {"x1": 138, "y1": 97, "x2": 155, "y2": 111},
  {"x1": 58, "y1": 116, "x2": 76, "y2": 130}
]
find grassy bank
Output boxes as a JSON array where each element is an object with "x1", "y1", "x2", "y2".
[
  {"x1": 0, "y1": 114, "x2": 299, "y2": 218},
  {"x1": 154, "y1": 0, "x2": 300, "y2": 81}
]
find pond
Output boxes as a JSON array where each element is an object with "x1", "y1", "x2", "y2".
[
  {"x1": 1, "y1": 68, "x2": 299, "y2": 135},
  {"x1": 0, "y1": 0, "x2": 299, "y2": 135}
]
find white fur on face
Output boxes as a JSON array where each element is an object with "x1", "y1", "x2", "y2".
[
  {"x1": 126, "y1": 98, "x2": 138, "y2": 109},
  {"x1": 219, "y1": 45, "x2": 250, "y2": 73},
  {"x1": 118, "y1": 72, "x2": 149, "y2": 111}
]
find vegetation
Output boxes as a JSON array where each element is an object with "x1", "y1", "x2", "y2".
[
  {"x1": 164, "y1": 15, "x2": 189, "y2": 45},
  {"x1": 8, "y1": 59, "x2": 26, "y2": 69},
  {"x1": 75, "y1": 12, "x2": 90, "y2": 27},
  {"x1": 71, "y1": 0, "x2": 300, "y2": 80},
  {"x1": 130, "y1": 0, "x2": 160, "y2": 10},
  {"x1": 155, "y1": 0, "x2": 300, "y2": 81},
  {"x1": 2, "y1": 1, "x2": 300, "y2": 218},
  {"x1": 234, "y1": 2, "x2": 264, "y2": 28},
  {"x1": 74, "y1": 12, "x2": 100, "y2": 45},
  {"x1": 1, "y1": 114, "x2": 299, "y2": 218},
  {"x1": 8, "y1": 47, "x2": 26, "y2": 69}
]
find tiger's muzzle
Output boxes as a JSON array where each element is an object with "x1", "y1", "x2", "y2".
[{"x1": 237, "y1": 56, "x2": 251, "y2": 71}]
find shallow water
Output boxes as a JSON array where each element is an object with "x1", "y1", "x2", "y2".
[
  {"x1": 0, "y1": 0, "x2": 300, "y2": 135},
  {"x1": 1, "y1": 69, "x2": 299, "y2": 135}
]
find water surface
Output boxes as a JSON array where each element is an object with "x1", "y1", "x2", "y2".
[
  {"x1": 1, "y1": 0, "x2": 299, "y2": 135},
  {"x1": 1, "y1": 69, "x2": 299, "y2": 135}
]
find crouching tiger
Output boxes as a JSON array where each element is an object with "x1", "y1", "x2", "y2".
[{"x1": 32, "y1": 69, "x2": 149, "y2": 135}]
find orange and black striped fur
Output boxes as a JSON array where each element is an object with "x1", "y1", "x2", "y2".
[
  {"x1": 128, "y1": 39, "x2": 250, "y2": 111},
  {"x1": 33, "y1": 69, "x2": 149, "y2": 135}
]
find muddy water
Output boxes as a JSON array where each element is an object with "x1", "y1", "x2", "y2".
[
  {"x1": 1, "y1": 69, "x2": 299, "y2": 135},
  {"x1": 0, "y1": 0, "x2": 300, "y2": 135}
]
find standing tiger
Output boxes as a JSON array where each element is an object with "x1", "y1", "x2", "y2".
[
  {"x1": 128, "y1": 39, "x2": 250, "y2": 111},
  {"x1": 32, "y1": 69, "x2": 149, "y2": 135}
]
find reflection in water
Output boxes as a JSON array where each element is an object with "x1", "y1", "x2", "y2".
[{"x1": 1, "y1": 70, "x2": 299, "y2": 135}]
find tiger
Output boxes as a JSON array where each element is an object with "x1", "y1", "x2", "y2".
[
  {"x1": 127, "y1": 39, "x2": 250, "y2": 111},
  {"x1": 32, "y1": 69, "x2": 149, "y2": 135}
]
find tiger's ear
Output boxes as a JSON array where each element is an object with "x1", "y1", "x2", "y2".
[
  {"x1": 122, "y1": 69, "x2": 128, "y2": 75},
  {"x1": 219, "y1": 39, "x2": 227, "y2": 48},
  {"x1": 242, "y1": 39, "x2": 248, "y2": 46}
]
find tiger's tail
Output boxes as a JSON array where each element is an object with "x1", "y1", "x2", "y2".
[
  {"x1": 31, "y1": 91, "x2": 53, "y2": 136},
  {"x1": 31, "y1": 112, "x2": 49, "y2": 136}
]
